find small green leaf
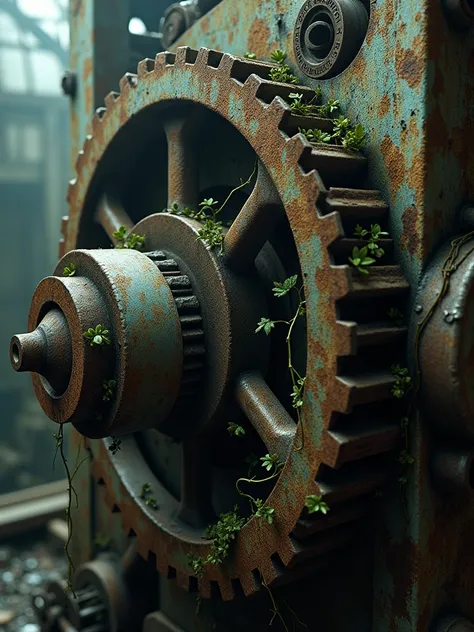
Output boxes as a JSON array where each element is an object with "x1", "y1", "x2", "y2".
[
  {"x1": 272, "y1": 275, "x2": 298, "y2": 298},
  {"x1": 244, "y1": 52, "x2": 256, "y2": 59},
  {"x1": 255, "y1": 317, "x2": 275, "y2": 335},
  {"x1": 227, "y1": 422, "x2": 245, "y2": 437},
  {"x1": 63, "y1": 263, "x2": 76, "y2": 277},
  {"x1": 260, "y1": 453, "x2": 282, "y2": 472},
  {"x1": 305, "y1": 494, "x2": 330, "y2": 515},
  {"x1": 270, "y1": 49, "x2": 287, "y2": 64}
]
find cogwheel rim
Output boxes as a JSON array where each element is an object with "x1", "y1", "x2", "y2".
[{"x1": 66, "y1": 46, "x2": 409, "y2": 601}]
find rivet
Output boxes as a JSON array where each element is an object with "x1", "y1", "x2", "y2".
[
  {"x1": 444, "y1": 310, "x2": 455, "y2": 323},
  {"x1": 414, "y1": 304, "x2": 423, "y2": 313}
]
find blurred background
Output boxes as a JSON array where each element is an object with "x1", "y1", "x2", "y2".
[{"x1": 0, "y1": 0, "x2": 70, "y2": 496}]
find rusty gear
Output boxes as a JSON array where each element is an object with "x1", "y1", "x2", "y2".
[{"x1": 61, "y1": 47, "x2": 408, "y2": 600}]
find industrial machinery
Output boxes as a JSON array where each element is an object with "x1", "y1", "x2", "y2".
[{"x1": 8, "y1": 0, "x2": 474, "y2": 630}]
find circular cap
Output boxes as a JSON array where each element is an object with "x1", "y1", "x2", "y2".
[
  {"x1": 10, "y1": 249, "x2": 183, "y2": 438},
  {"x1": 293, "y1": 0, "x2": 369, "y2": 79}
]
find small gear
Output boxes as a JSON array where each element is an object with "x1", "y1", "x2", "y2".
[
  {"x1": 65, "y1": 47, "x2": 409, "y2": 600},
  {"x1": 146, "y1": 249, "x2": 205, "y2": 426}
]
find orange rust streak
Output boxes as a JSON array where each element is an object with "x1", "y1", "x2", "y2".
[{"x1": 395, "y1": 35, "x2": 424, "y2": 89}]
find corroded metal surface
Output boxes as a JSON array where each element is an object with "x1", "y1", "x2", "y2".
[
  {"x1": 10, "y1": 249, "x2": 183, "y2": 438},
  {"x1": 411, "y1": 237, "x2": 474, "y2": 440},
  {"x1": 64, "y1": 46, "x2": 407, "y2": 599},
  {"x1": 173, "y1": 0, "x2": 474, "y2": 288}
]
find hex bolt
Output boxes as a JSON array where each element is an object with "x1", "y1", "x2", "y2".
[
  {"x1": 304, "y1": 19, "x2": 335, "y2": 57},
  {"x1": 434, "y1": 614, "x2": 474, "y2": 632},
  {"x1": 430, "y1": 448, "x2": 474, "y2": 494},
  {"x1": 442, "y1": 0, "x2": 474, "y2": 30},
  {"x1": 61, "y1": 70, "x2": 77, "y2": 99}
]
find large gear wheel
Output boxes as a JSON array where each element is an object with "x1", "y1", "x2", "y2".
[{"x1": 59, "y1": 47, "x2": 409, "y2": 599}]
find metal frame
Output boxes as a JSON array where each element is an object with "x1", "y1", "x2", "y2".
[{"x1": 0, "y1": 479, "x2": 68, "y2": 539}]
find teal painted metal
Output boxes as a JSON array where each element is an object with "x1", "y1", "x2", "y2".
[
  {"x1": 59, "y1": 1, "x2": 474, "y2": 630},
  {"x1": 69, "y1": 0, "x2": 129, "y2": 172},
  {"x1": 175, "y1": 0, "x2": 474, "y2": 286}
]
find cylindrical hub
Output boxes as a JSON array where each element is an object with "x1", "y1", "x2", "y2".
[{"x1": 10, "y1": 249, "x2": 183, "y2": 438}]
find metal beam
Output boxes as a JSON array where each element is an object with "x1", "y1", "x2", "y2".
[{"x1": 0, "y1": 0, "x2": 67, "y2": 65}]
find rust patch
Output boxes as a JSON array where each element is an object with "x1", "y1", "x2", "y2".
[
  {"x1": 247, "y1": 19, "x2": 271, "y2": 58},
  {"x1": 200, "y1": 15, "x2": 210, "y2": 33},
  {"x1": 350, "y1": 54, "x2": 367, "y2": 86},
  {"x1": 83, "y1": 57, "x2": 92, "y2": 82},
  {"x1": 378, "y1": 94, "x2": 390, "y2": 118},
  {"x1": 401, "y1": 205, "x2": 421, "y2": 257},
  {"x1": 85, "y1": 84, "x2": 93, "y2": 118},
  {"x1": 385, "y1": 0, "x2": 395, "y2": 25},
  {"x1": 380, "y1": 135, "x2": 405, "y2": 197},
  {"x1": 395, "y1": 36, "x2": 424, "y2": 88}
]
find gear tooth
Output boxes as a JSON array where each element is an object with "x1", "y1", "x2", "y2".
[
  {"x1": 198, "y1": 578, "x2": 211, "y2": 599},
  {"x1": 215, "y1": 577, "x2": 233, "y2": 601},
  {"x1": 196, "y1": 47, "x2": 224, "y2": 70},
  {"x1": 239, "y1": 571, "x2": 260, "y2": 597},
  {"x1": 93, "y1": 107, "x2": 106, "y2": 124},
  {"x1": 307, "y1": 146, "x2": 367, "y2": 188},
  {"x1": 75, "y1": 149, "x2": 85, "y2": 172},
  {"x1": 66, "y1": 179, "x2": 76, "y2": 203},
  {"x1": 154, "y1": 51, "x2": 176, "y2": 73},
  {"x1": 334, "y1": 321, "x2": 358, "y2": 356},
  {"x1": 217, "y1": 52, "x2": 237, "y2": 76},
  {"x1": 119, "y1": 73, "x2": 137, "y2": 94},
  {"x1": 275, "y1": 538, "x2": 298, "y2": 567},
  {"x1": 327, "y1": 265, "x2": 352, "y2": 301},
  {"x1": 194, "y1": 46, "x2": 210, "y2": 67},
  {"x1": 175, "y1": 569, "x2": 191, "y2": 591},
  {"x1": 175, "y1": 46, "x2": 199, "y2": 66},
  {"x1": 240, "y1": 72, "x2": 263, "y2": 99},
  {"x1": 137, "y1": 58, "x2": 155, "y2": 78},
  {"x1": 135, "y1": 538, "x2": 150, "y2": 561},
  {"x1": 318, "y1": 208, "x2": 344, "y2": 247},
  {"x1": 104, "y1": 91, "x2": 120, "y2": 108},
  {"x1": 324, "y1": 423, "x2": 399, "y2": 469},
  {"x1": 334, "y1": 372, "x2": 395, "y2": 413},
  {"x1": 258, "y1": 557, "x2": 281, "y2": 587}
]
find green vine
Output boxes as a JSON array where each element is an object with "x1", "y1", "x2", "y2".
[
  {"x1": 256, "y1": 275, "x2": 307, "y2": 448},
  {"x1": 113, "y1": 226, "x2": 145, "y2": 250},
  {"x1": 188, "y1": 508, "x2": 245, "y2": 577},
  {"x1": 163, "y1": 162, "x2": 257, "y2": 252},
  {"x1": 188, "y1": 273, "x2": 330, "y2": 584},
  {"x1": 53, "y1": 425, "x2": 88, "y2": 596}
]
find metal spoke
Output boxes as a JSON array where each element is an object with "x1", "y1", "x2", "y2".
[
  {"x1": 178, "y1": 438, "x2": 215, "y2": 528},
  {"x1": 96, "y1": 194, "x2": 134, "y2": 244},
  {"x1": 224, "y1": 161, "x2": 283, "y2": 272},
  {"x1": 164, "y1": 116, "x2": 199, "y2": 209},
  {"x1": 235, "y1": 372, "x2": 295, "y2": 463}
]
